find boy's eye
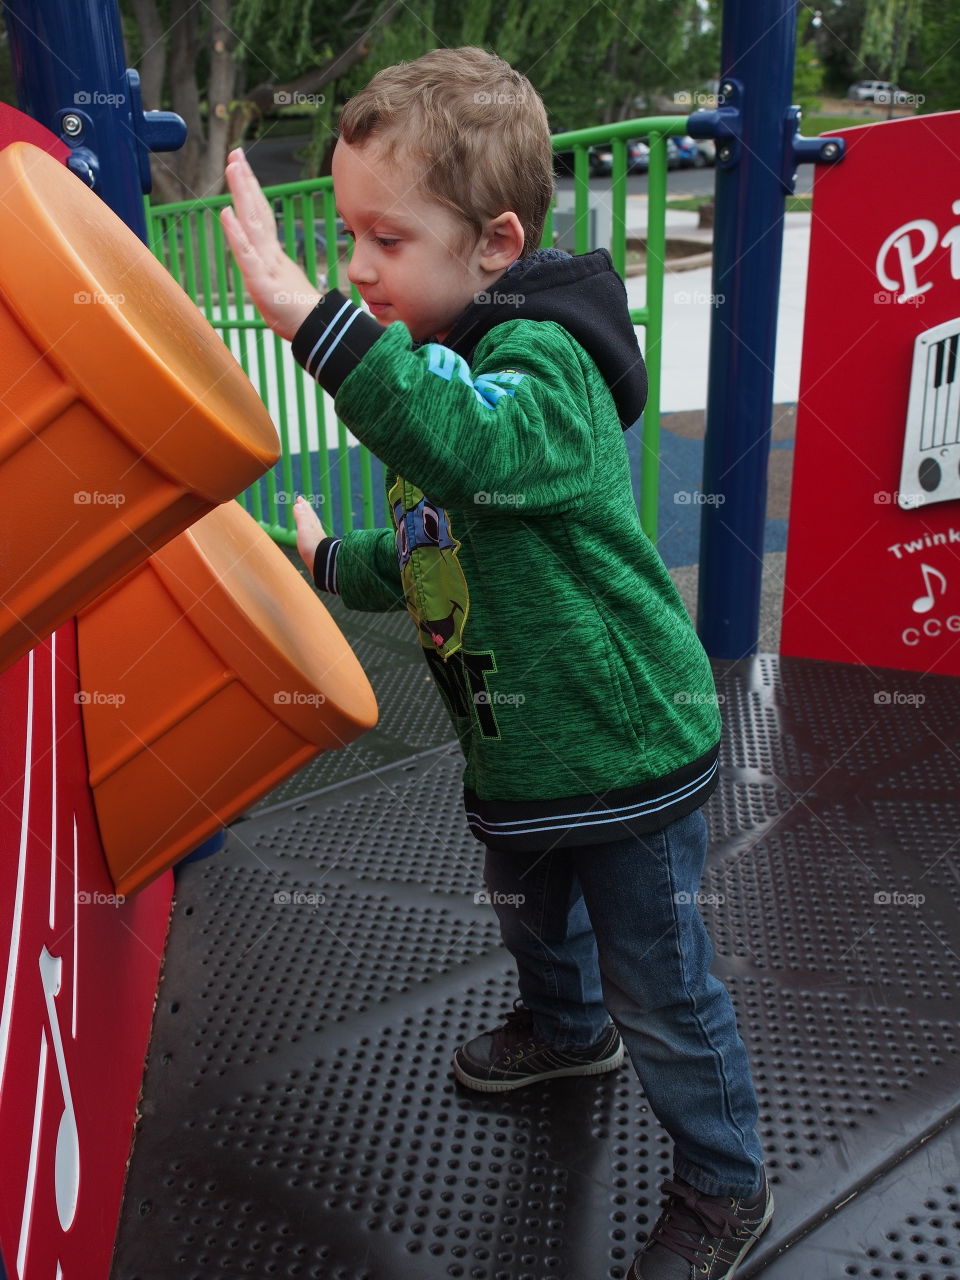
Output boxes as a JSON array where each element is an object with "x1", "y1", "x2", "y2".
[{"x1": 374, "y1": 237, "x2": 399, "y2": 248}]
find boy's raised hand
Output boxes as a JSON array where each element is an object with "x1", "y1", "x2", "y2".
[
  {"x1": 221, "y1": 148, "x2": 323, "y2": 341},
  {"x1": 293, "y1": 495, "x2": 328, "y2": 573}
]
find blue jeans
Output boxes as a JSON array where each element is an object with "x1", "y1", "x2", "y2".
[{"x1": 483, "y1": 807, "x2": 764, "y2": 1197}]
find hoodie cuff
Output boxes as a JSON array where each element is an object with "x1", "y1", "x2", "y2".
[
  {"x1": 291, "y1": 289, "x2": 385, "y2": 396},
  {"x1": 313, "y1": 537, "x2": 342, "y2": 594}
]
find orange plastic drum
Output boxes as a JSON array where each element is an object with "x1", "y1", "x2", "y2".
[
  {"x1": 0, "y1": 142, "x2": 280, "y2": 673},
  {"x1": 76, "y1": 499, "x2": 378, "y2": 897}
]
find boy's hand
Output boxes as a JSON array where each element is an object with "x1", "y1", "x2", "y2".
[
  {"x1": 221, "y1": 148, "x2": 323, "y2": 341},
  {"x1": 293, "y1": 495, "x2": 328, "y2": 573}
]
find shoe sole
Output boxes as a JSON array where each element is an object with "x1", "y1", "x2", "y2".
[{"x1": 453, "y1": 1040, "x2": 626, "y2": 1093}]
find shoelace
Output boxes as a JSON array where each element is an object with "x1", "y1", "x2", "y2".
[
  {"x1": 491, "y1": 1002, "x2": 537, "y2": 1060},
  {"x1": 649, "y1": 1178, "x2": 757, "y2": 1265}
]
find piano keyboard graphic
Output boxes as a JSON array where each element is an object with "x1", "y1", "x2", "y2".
[{"x1": 898, "y1": 317, "x2": 960, "y2": 509}]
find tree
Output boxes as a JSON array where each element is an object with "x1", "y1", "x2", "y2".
[
  {"x1": 794, "y1": 6, "x2": 824, "y2": 111},
  {"x1": 907, "y1": 0, "x2": 960, "y2": 111},
  {"x1": 123, "y1": 0, "x2": 726, "y2": 205},
  {"x1": 858, "y1": 0, "x2": 923, "y2": 113}
]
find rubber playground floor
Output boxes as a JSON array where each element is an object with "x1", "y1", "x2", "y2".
[{"x1": 111, "y1": 525, "x2": 960, "y2": 1279}]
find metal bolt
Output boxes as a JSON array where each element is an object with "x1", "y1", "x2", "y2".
[
  {"x1": 62, "y1": 113, "x2": 83, "y2": 138},
  {"x1": 821, "y1": 140, "x2": 840, "y2": 161},
  {"x1": 721, "y1": 82, "x2": 735, "y2": 98},
  {"x1": 718, "y1": 145, "x2": 733, "y2": 163}
]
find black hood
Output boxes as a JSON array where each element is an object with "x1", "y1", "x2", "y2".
[{"x1": 442, "y1": 247, "x2": 647, "y2": 430}]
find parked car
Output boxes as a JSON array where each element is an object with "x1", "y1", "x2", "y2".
[
  {"x1": 552, "y1": 142, "x2": 609, "y2": 177},
  {"x1": 666, "y1": 136, "x2": 705, "y2": 168},
  {"x1": 847, "y1": 79, "x2": 910, "y2": 104}
]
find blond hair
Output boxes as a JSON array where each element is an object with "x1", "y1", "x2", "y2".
[{"x1": 338, "y1": 47, "x2": 553, "y2": 258}]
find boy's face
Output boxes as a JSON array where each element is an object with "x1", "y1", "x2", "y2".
[{"x1": 332, "y1": 137, "x2": 514, "y2": 342}]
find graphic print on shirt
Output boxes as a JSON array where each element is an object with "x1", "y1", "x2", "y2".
[{"x1": 389, "y1": 475, "x2": 469, "y2": 658}]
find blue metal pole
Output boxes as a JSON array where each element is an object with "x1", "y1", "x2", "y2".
[
  {"x1": 2, "y1": 0, "x2": 185, "y2": 239},
  {"x1": 696, "y1": 0, "x2": 799, "y2": 658}
]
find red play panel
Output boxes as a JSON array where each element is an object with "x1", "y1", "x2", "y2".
[{"x1": 783, "y1": 111, "x2": 960, "y2": 673}]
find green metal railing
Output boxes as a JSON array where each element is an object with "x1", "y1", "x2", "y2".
[{"x1": 145, "y1": 114, "x2": 689, "y2": 544}]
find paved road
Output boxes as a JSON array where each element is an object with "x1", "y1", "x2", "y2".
[{"x1": 243, "y1": 131, "x2": 816, "y2": 196}]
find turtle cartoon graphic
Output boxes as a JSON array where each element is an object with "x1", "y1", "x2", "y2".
[{"x1": 390, "y1": 477, "x2": 470, "y2": 658}]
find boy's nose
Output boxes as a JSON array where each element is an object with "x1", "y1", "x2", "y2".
[{"x1": 347, "y1": 243, "x2": 377, "y2": 285}]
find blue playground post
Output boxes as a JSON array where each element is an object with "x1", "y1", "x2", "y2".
[
  {"x1": 2, "y1": 0, "x2": 185, "y2": 239},
  {"x1": 694, "y1": 0, "x2": 806, "y2": 658}
]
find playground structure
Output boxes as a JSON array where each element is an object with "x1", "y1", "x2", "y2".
[{"x1": 2, "y1": 1, "x2": 960, "y2": 1278}]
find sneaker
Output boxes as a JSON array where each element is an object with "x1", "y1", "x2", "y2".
[
  {"x1": 629, "y1": 1168, "x2": 774, "y2": 1279},
  {"x1": 453, "y1": 1001, "x2": 625, "y2": 1093}
]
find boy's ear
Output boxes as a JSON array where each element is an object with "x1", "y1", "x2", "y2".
[{"x1": 478, "y1": 212, "x2": 525, "y2": 272}]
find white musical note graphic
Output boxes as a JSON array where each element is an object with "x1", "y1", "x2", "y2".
[
  {"x1": 39, "y1": 946, "x2": 80, "y2": 1232},
  {"x1": 912, "y1": 562, "x2": 948, "y2": 614}
]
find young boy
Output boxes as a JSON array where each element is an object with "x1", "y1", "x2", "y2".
[{"x1": 221, "y1": 46, "x2": 773, "y2": 1279}]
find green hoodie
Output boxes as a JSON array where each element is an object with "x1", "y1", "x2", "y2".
[{"x1": 292, "y1": 256, "x2": 720, "y2": 852}]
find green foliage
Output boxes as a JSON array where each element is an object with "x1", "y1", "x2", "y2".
[
  {"x1": 858, "y1": 0, "x2": 923, "y2": 84},
  {"x1": 793, "y1": 7, "x2": 823, "y2": 110},
  {"x1": 907, "y1": 0, "x2": 960, "y2": 111}
]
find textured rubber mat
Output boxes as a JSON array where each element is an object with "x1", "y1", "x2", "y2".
[{"x1": 113, "y1": 651, "x2": 960, "y2": 1279}]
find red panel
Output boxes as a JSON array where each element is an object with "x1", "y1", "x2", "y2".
[
  {"x1": 0, "y1": 624, "x2": 172, "y2": 1279},
  {"x1": 783, "y1": 111, "x2": 960, "y2": 672},
  {"x1": 0, "y1": 103, "x2": 70, "y2": 161}
]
